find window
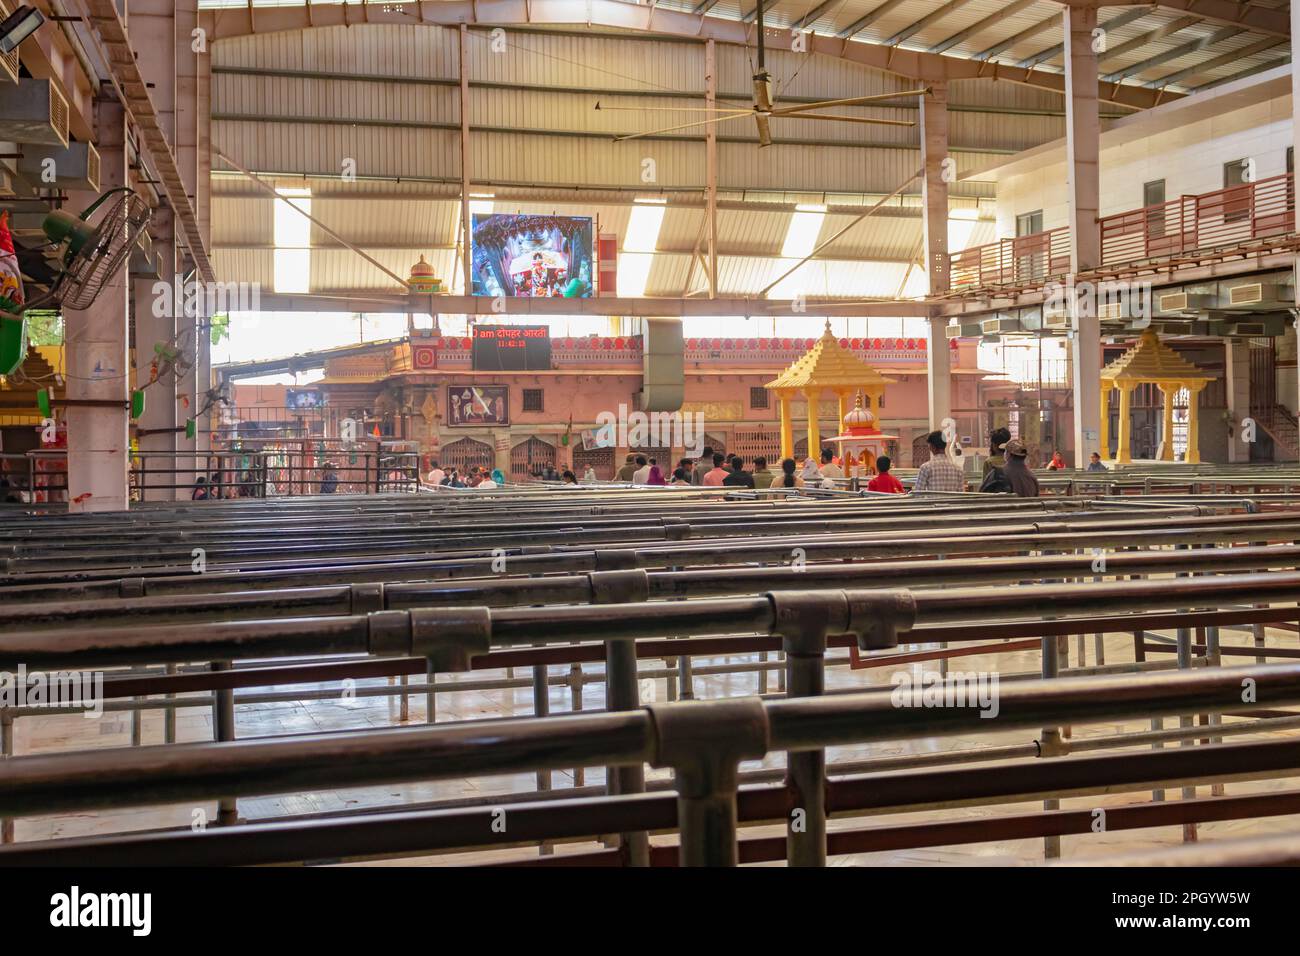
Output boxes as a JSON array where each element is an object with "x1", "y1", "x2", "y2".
[
  {"x1": 1144, "y1": 180, "x2": 1166, "y2": 239},
  {"x1": 1015, "y1": 211, "x2": 1044, "y2": 281},
  {"x1": 522, "y1": 388, "x2": 543, "y2": 412},
  {"x1": 1016, "y1": 211, "x2": 1043, "y2": 237},
  {"x1": 749, "y1": 387, "x2": 769, "y2": 410},
  {"x1": 1223, "y1": 160, "x2": 1250, "y2": 222}
]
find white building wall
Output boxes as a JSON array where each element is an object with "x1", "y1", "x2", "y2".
[{"x1": 995, "y1": 94, "x2": 1293, "y2": 238}]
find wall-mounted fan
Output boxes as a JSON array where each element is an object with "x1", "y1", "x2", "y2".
[
  {"x1": 595, "y1": 0, "x2": 927, "y2": 147},
  {"x1": 149, "y1": 323, "x2": 197, "y2": 386},
  {"x1": 0, "y1": 187, "x2": 151, "y2": 375}
]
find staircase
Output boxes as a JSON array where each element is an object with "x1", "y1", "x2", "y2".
[{"x1": 1256, "y1": 404, "x2": 1299, "y2": 460}]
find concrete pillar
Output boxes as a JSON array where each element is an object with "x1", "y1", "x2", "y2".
[
  {"x1": 1186, "y1": 383, "x2": 1204, "y2": 463},
  {"x1": 920, "y1": 80, "x2": 949, "y2": 296},
  {"x1": 1064, "y1": 4, "x2": 1102, "y2": 467},
  {"x1": 1294, "y1": 0, "x2": 1300, "y2": 438},
  {"x1": 177, "y1": 0, "x2": 210, "y2": 488},
  {"x1": 1225, "y1": 339, "x2": 1251, "y2": 463},
  {"x1": 64, "y1": 101, "x2": 130, "y2": 513},
  {"x1": 195, "y1": 307, "x2": 212, "y2": 460},
  {"x1": 926, "y1": 319, "x2": 951, "y2": 430},
  {"x1": 133, "y1": 219, "x2": 179, "y2": 501},
  {"x1": 124, "y1": 3, "x2": 184, "y2": 500}
]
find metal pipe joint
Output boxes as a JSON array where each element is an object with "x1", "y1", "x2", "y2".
[
  {"x1": 646, "y1": 697, "x2": 769, "y2": 866},
  {"x1": 367, "y1": 607, "x2": 492, "y2": 671},
  {"x1": 588, "y1": 570, "x2": 650, "y2": 605},
  {"x1": 844, "y1": 589, "x2": 917, "y2": 650}
]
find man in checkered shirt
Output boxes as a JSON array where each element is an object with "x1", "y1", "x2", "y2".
[{"x1": 912, "y1": 430, "x2": 966, "y2": 493}]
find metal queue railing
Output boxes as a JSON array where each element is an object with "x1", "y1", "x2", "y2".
[
  {"x1": 5, "y1": 490, "x2": 1300, "y2": 864},
  {"x1": 0, "y1": 450, "x2": 423, "y2": 507},
  {"x1": 4, "y1": 660, "x2": 1300, "y2": 867}
]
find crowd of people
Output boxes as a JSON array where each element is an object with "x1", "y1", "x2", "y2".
[{"x1": 411, "y1": 430, "x2": 1110, "y2": 499}]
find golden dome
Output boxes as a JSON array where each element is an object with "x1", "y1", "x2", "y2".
[{"x1": 410, "y1": 255, "x2": 435, "y2": 277}]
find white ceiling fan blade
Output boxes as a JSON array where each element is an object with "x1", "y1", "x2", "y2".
[
  {"x1": 777, "y1": 113, "x2": 916, "y2": 128},
  {"x1": 754, "y1": 113, "x2": 773, "y2": 148},
  {"x1": 771, "y1": 88, "x2": 930, "y2": 115},
  {"x1": 613, "y1": 112, "x2": 754, "y2": 142}
]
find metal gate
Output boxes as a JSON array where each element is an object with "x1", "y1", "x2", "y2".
[
  {"x1": 441, "y1": 437, "x2": 495, "y2": 474},
  {"x1": 510, "y1": 436, "x2": 556, "y2": 477},
  {"x1": 572, "y1": 445, "x2": 615, "y2": 479},
  {"x1": 731, "y1": 427, "x2": 780, "y2": 466}
]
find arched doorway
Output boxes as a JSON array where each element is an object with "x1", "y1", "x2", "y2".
[
  {"x1": 441, "y1": 437, "x2": 495, "y2": 474},
  {"x1": 911, "y1": 434, "x2": 932, "y2": 467},
  {"x1": 510, "y1": 436, "x2": 556, "y2": 478}
]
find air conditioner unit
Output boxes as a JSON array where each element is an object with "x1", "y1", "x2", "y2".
[
  {"x1": 1157, "y1": 291, "x2": 1216, "y2": 314},
  {"x1": 1043, "y1": 309, "x2": 1072, "y2": 331},
  {"x1": 1230, "y1": 322, "x2": 1269, "y2": 337},
  {"x1": 129, "y1": 231, "x2": 158, "y2": 277},
  {"x1": 981, "y1": 316, "x2": 1023, "y2": 335},
  {"x1": 0, "y1": 2, "x2": 20, "y2": 85},
  {"x1": 1097, "y1": 301, "x2": 1126, "y2": 321},
  {"x1": 15, "y1": 141, "x2": 100, "y2": 191},
  {"x1": 945, "y1": 321, "x2": 981, "y2": 339},
  {"x1": 1225, "y1": 282, "x2": 1290, "y2": 309},
  {"x1": 0, "y1": 78, "x2": 71, "y2": 147}
]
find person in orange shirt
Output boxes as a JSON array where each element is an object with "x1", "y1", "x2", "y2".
[
  {"x1": 701, "y1": 453, "x2": 730, "y2": 486},
  {"x1": 867, "y1": 455, "x2": 905, "y2": 494}
]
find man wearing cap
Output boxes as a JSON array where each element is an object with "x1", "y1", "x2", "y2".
[{"x1": 1001, "y1": 439, "x2": 1040, "y2": 498}]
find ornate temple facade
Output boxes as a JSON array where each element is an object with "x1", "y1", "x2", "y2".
[{"x1": 227, "y1": 331, "x2": 1001, "y2": 479}]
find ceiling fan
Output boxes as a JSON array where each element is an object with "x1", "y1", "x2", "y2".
[{"x1": 596, "y1": 0, "x2": 928, "y2": 147}]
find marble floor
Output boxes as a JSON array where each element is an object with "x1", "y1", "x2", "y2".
[{"x1": 7, "y1": 623, "x2": 1300, "y2": 865}]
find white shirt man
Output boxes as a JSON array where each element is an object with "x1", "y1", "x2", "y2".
[
  {"x1": 426, "y1": 467, "x2": 445, "y2": 486},
  {"x1": 632, "y1": 459, "x2": 652, "y2": 484}
]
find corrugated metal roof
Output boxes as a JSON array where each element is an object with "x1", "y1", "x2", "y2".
[{"x1": 203, "y1": 5, "x2": 1275, "y2": 296}]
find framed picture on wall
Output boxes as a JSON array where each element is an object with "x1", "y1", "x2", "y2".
[{"x1": 447, "y1": 385, "x2": 509, "y2": 427}]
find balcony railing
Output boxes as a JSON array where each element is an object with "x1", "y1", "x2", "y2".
[
  {"x1": 949, "y1": 172, "x2": 1296, "y2": 292},
  {"x1": 1099, "y1": 172, "x2": 1294, "y2": 265},
  {"x1": 949, "y1": 227, "x2": 1071, "y2": 291}
]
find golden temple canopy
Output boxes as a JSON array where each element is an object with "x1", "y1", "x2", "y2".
[
  {"x1": 1100, "y1": 329, "x2": 1212, "y2": 465},
  {"x1": 764, "y1": 322, "x2": 895, "y2": 462},
  {"x1": 1101, "y1": 328, "x2": 1215, "y2": 385},
  {"x1": 765, "y1": 322, "x2": 895, "y2": 391}
]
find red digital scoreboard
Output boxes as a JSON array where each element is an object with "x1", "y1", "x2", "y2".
[{"x1": 471, "y1": 325, "x2": 552, "y2": 371}]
